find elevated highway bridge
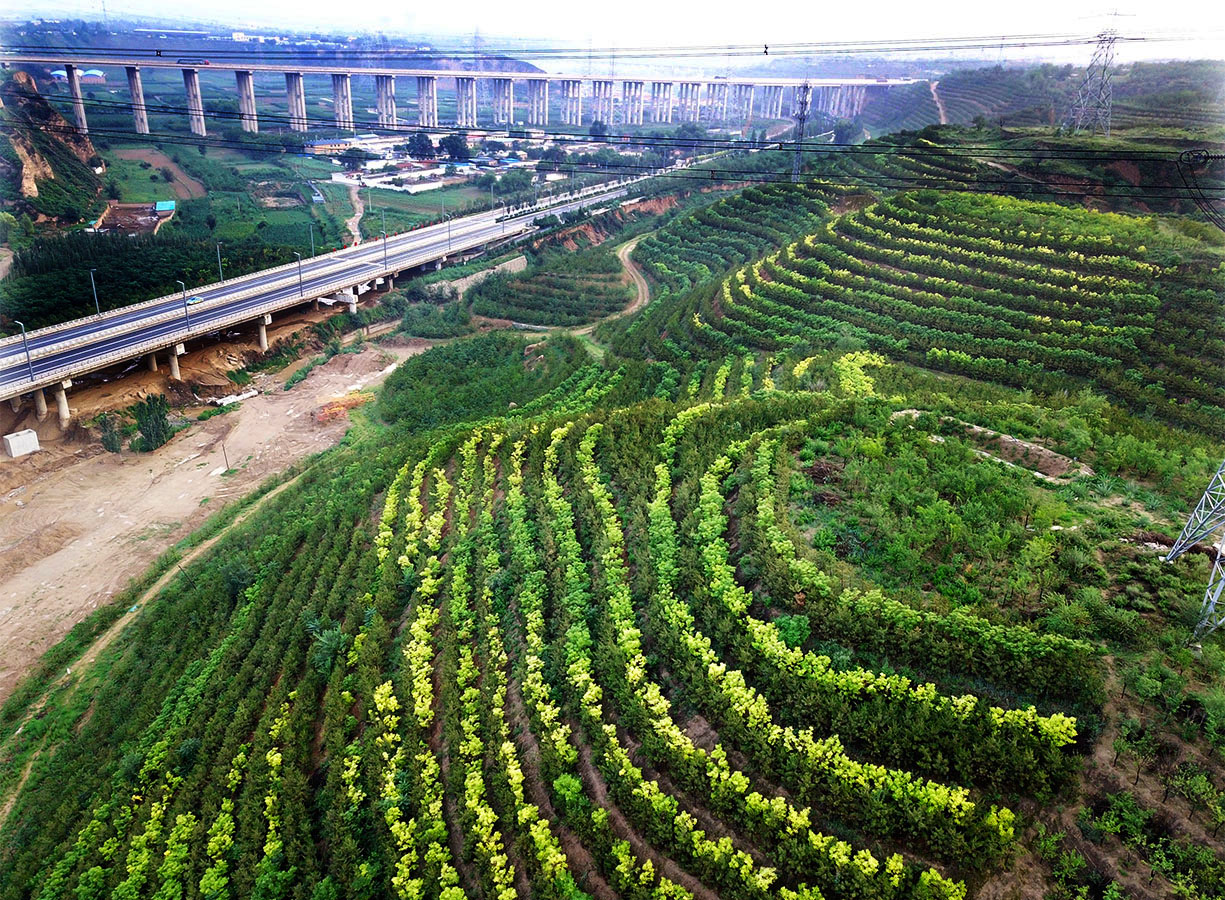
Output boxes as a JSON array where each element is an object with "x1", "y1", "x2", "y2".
[
  {"x1": 0, "y1": 177, "x2": 647, "y2": 426},
  {"x1": 2, "y1": 51, "x2": 918, "y2": 133}
]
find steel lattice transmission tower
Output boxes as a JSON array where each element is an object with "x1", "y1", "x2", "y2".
[
  {"x1": 1167, "y1": 148, "x2": 1225, "y2": 643},
  {"x1": 1065, "y1": 29, "x2": 1117, "y2": 136},
  {"x1": 1167, "y1": 460, "x2": 1225, "y2": 642},
  {"x1": 791, "y1": 80, "x2": 810, "y2": 183}
]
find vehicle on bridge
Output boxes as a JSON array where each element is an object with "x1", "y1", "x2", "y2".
[
  {"x1": 175, "y1": 58, "x2": 210, "y2": 65},
  {"x1": 186, "y1": 295, "x2": 205, "y2": 306}
]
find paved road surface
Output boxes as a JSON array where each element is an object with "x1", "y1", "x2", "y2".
[{"x1": 0, "y1": 181, "x2": 637, "y2": 399}]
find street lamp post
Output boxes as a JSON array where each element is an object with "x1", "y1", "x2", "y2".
[
  {"x1": 15, "y1": 320, "x2": 33, "y2": 382},
  {"x1": 216, "y1": 242, "x2": 224, "y2": 282},
  {"x1": 177, "y1": 280, "x2": 189, "y2": 327},
  {"x1": 380, "y1": 231, "x2": 388, "y2": 270},
  {"x1": 293, "y1": 252, "x2": 303, "y2": 297},
  {"x1": 89, "y1": 269, "x2": 99, "y2": 316},
  {"x1": 308, "y1": 223, "x2": 315, "y2": 257}
]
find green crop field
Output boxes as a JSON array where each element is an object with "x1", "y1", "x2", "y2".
[
  {"x1": 3, "y1": 57, "x2": 1225, "y2": 900},
  {"x1": 360, "y1": 184, "x2": 489, "y2": 237}
]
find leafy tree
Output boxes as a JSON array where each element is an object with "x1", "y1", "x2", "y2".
[
  {"x1": 438, "y1": 133, "x2": 470, "y2": 161},
  {"x1": 132, "y1": 394, "x2": 172, "y2": 452},
  {"x1": 99, "y1": 413, "x2": 122, "y2": 453},
  {"x1": 407, "y1": 132, "x2": 436, "y2": 159},
  {"x1": 774, "y1": 613, "x2": 811, "y2": 649},
  {"x1": 589, "y1": 120, "x2": 608, "y2": 138}
]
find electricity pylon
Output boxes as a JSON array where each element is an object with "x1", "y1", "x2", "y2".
[
  {"x1": 1167, "y1": 148, "x2": 1225, "y2": 643},
  {"x1": 1065, "y1": 29, "x2": 1117, "y2": 136},
  {"x1": 791, "y1": 80, "x2": 810, "y2": 183},
  {"x1": 1167, "y1": 459, "x2": 1225, "y2": 642}
]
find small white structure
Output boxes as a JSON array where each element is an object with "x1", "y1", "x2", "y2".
[{"x1": 3, "y1": 429, "x2": 40, "y2": 458}]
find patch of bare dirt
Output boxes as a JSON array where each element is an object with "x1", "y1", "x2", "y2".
[
  {"x1": 0, "y1": 337, "x2": 426, "y2": 704},
  {"x1": 891, "y1": 410, "x2": 1093, "y2": 480},
  {"x1": 113, "y1": 148, "x2": 205, "y2": 199}
]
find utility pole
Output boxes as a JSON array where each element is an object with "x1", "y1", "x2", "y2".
[
  {"x1": 216, "y1": 242, "x2": 224, "y2": 282},
  {"x1": 15, "y1": 320, "x2": 33, "y2": 381},
  {"x1": 1065, "y1": 28, "x2": 1118, "y2": 136},
  {"x1": 791, "y1": 80, "x2": 810, "y2": 183},
  {"x1": 89, "y1": 269, "x2": 99, "y2": 316}
]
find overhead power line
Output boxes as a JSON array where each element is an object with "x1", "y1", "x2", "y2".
[
  {"x1": 1, "y1": 28, "x2": 1215, "y2": 63},
  {"x1": 2, "y1": 119, "x2": 1216, "y2": 205},
  {"x1": 13, "y1": 89, "x2": 1202, "y2": 166}
]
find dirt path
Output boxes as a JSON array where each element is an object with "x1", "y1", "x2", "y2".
[
  {"x1": 0, "y1": 338, "x2": 429, "y2": 704},
  {"x1": 571, "y1": 235, "x2": 651, "y2": 337},
  {"x1": 112, "y1": 148, "x2": 205, "y2": 199},
  {"x1": 0, "y1": 472, "x2": 302, "y2": 829},
  {"x1": 0, "y1": 248, "x2": 13, "y2": 282},
  {"x1": 345, "y1": 184, "x2": 364, "y2": 242},
  {"x1": 930, "y1": 80, "x2": 949, "y2": 125},
  {"x1": 446, "y1": 255, "x2": 527, "y2": 298}
]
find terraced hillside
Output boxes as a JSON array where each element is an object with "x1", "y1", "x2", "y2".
[
  {"x1": 0, "y1": 334, "x2": 1106, "y2": 899},
  {"x1": 4, "y1": 142, "x2": 1225, "y2": 900},
  {"x1": 855, "y1": 61, "x2": 1225, "y2": 136},
  {"x1": 468, "y1": 247, "x2": 632, "y2": 326},
  {"x1": 640, "y1": 189, "x2": 1225, "y2": 434},
  {"x1": 633, "y1": 184, "x2": 832, "y2": 294}
]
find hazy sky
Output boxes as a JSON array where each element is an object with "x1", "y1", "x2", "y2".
[{"x1": 18, "y1": 0, "x2": 1225, "y2": 65}]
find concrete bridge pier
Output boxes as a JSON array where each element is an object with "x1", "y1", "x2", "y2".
[
  {"x1": 455, "y1": 76, "x2": 477, "y2": 128},
  {"x1": 492, "y1": 78, "x2": 514, "y2": 124},
  {"x1": 8, "y1": 396, "x2": 20, "y2": 414},
  {"x1": 168, "y1": 343, "x2": 184, "y2": 381},
  {"x1": 125, "y1": 66, "x2": 150, "y2": 134},
  {"x1": 527, "y1": 80, "x2": 549, "y2": 126},
  {"x1": 332, "y1": 73, "x2": 355, "y2": 131},
  {"x1": 146, "y1": 352, "x2": 158, "y2": 372},
  {"x1": 591, "y1": 80, "x2": 613, "y2": 125},
  {"x1": 416, "y1": 75, "x2": 438, "y2": 127},
  {"x1": 285, "y1": 72, "x2": 308, "y2": 131},
  {"x1": 258, "y1": 313, "x2": 272, "y2": 352},
  {"x1": 560, "y1": 79, "x2": 582, "y2": 126},
  {"x1": 622, "y1": 81, "x2": 644, "y2": 126},
  {"x1": 236, "y1": 70, "x2": 258, "y2": 132},
  {"x1": 63, "y1": 64, "x2": 89, "y2": 134},
  {"x1": 679, "y1": 82, "x2": 701, "y2": 122},
  {"x1": 183, "y1": 68, "x2": 207, "y2": 136},
  {"x1": 650, "y1": 82, "x2": 673, "y2": 123},
  {"x1": 54, "y1": 381, "x2": 71, "y2": 430},
  {"x1": 33, "y1": 388, "x2": 47, "y2": 422},
  {"x1": 375, "y1": 75, "x2": 398, "y2": 128}
]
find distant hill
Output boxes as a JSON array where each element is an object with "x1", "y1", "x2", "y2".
[
  {"x1": 860, "y1": 60, "x2": 1225, "y2": 137},
  {"x1": 0, "y1": 72, "x2": 103, "y2": 222}
]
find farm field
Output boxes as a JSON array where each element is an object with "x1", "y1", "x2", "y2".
[
  {"x1": 4, "y1": 78, "x2": 1225, "y2": 900},
  {"x1": 359, "y1": 184, "x2": 488, "y2": 237},
  {"x1": 625, "y1": 186, "x2": 1225, "y2": 435},
  {"x1": 467, "y1": 245, "x2": 633, "y2": 326},
  {"x1": 4, "y1": 309, "x2": 1225, "y2": 898}
]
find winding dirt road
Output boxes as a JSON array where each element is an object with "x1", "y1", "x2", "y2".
[
  {"x1": 572, "y1": 234, "x2": 651, "y2": 337},
  {"x1": 345, "y1": 183, "x2": 364, "y2": 241},
  {"x1": 930, "y1": 80, "x2": 949, "y2": 125}
]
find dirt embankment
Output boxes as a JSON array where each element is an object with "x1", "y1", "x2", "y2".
[
  {"x1": 533, "y1": 195, "x2": 680, "y2": 253},
  {"x1": 112, "y1": 148, "x2": 205, "y2": 199},
  {"x1": 446, "y1": 255, "x2": 527, "y2": 297},
  {"x1": 0, "y1": 334, "x2": 430, "y2": 704}
]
